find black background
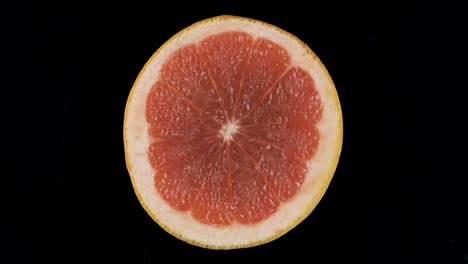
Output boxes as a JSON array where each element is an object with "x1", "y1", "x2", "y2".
[{"x1": 11, "y1": 1, "x2": 467, "y2": 263}]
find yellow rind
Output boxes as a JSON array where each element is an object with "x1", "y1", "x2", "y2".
[{"x1": 123, "y1": 15, "x2": 343, "y2": 249}]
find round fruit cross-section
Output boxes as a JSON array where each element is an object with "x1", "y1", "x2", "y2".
[{"x1": 124, "y1": 15, "x2": 342, "y2": 249}]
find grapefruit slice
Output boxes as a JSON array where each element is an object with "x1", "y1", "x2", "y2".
[{"x1": 124, "y1": 15, "x2": 342, "y2": 249}]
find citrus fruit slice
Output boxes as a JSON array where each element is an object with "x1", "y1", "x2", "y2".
[{"x1": 124, "y1": 15, "x2": 342, "y2": 249}]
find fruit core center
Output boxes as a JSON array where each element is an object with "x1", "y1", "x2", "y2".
[{"x1": 219, "y1": 120, "x2": 239, "y2": 142}]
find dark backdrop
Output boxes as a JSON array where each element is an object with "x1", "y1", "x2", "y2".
[{"x1": 12, "y1": 1, "x2": 467, "y2": 263}]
